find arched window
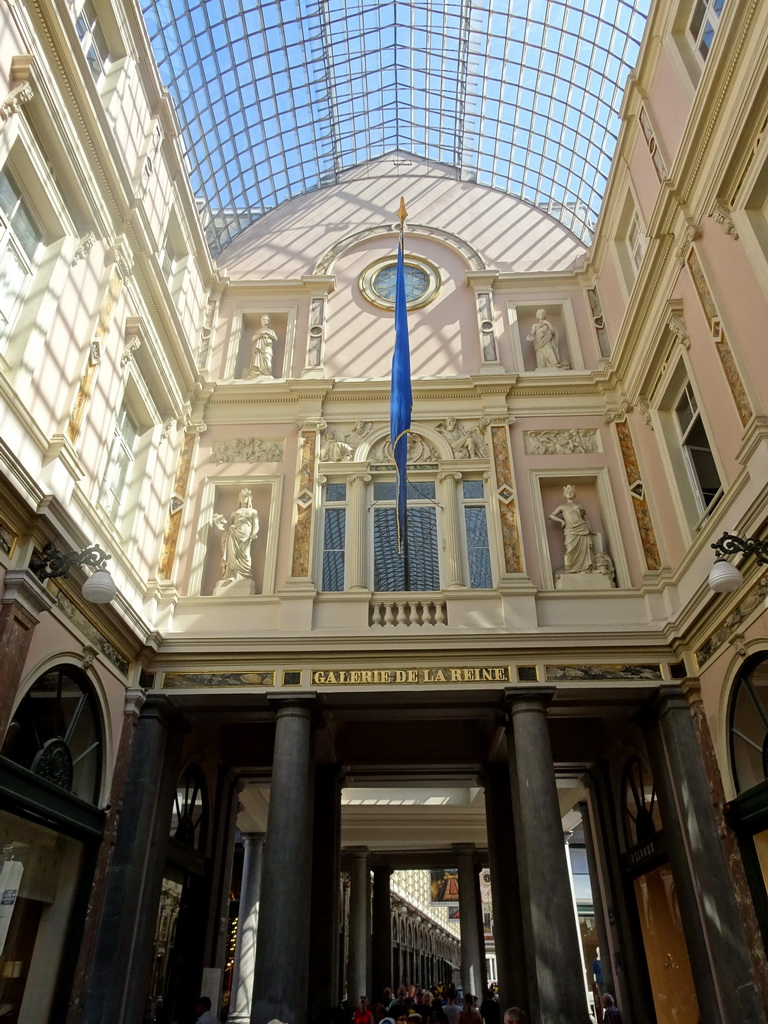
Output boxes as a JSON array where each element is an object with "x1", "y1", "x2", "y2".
[
  {"x1": 2, "y1": 664, "x2": 102, "y2": 803},
  {"x1": 729, "y1": 653, "x2": 768, "y2": 794},
  {"x1": 622, "y1": 755, "x2": 662, "y2": 850},
  {"x1": 170, "y1": 763, "x2": 208, "y2": 851}
]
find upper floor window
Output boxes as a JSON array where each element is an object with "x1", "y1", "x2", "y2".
[
  {"x1": 101, "y1": 404, "x2": 139, "y2": 525},
  {"x1": 321, "y1": 483, "x2": 347, "y2": 592},
  {"x1": 627, "y1": 209, "x2": 646, "y2": 276},
  {"x1": 160, "y1": 232, "x2": 178, "y2": 287},
  {"x1": 689, "y1": 0, "x2": 726, "y2": 62},
  {"x1": 730, "y1": 654, "x2": 768, "y2": 795},
  {"x1": 615, "y1": 192, "x2": 646, "y2": 293},
  {"x1": 673, "y1": 380, "x2": 722, "y2": 516},
  {"x1": 319, "y1": 474, "x2": 495, "y2": 593},
  {"x1": 0, "y1": 169, "x2": 43, "y2": 344},
  {"x1": 373, "y1": 480, "x2": 440, "y2": 592},
  {"x1": 461, "y1": 480, "x2": 493, "y2": 588},
  {"x1": 74, "y1": 0, "x2": 111, "y2": 83}
]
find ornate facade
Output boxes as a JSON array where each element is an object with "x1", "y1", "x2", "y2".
[{"x1": 3, "y1": 1, "x2": 768, "y2": 1023}]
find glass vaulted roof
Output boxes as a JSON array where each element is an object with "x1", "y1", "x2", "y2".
[{"x1": 142, "y1": 0, "x2": 650, "y2": 257}]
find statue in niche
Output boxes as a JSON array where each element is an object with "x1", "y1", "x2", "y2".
[
  {"x1": 212, "y1": 488, "x2": 259, "y2": 591},
  {"x1": 549, "y1": 484, "x2": 615, "y2": 588},
  {"x1": 527, "y1": 308, "x2": 568, "y2": 369},
  {"x1": 549, "y1": 484, "x2": 596, "y2": 573},
  {"x1": 437, "y1": 417, "x2": 487, "y2": 459},
  {"x1": 247, "y1": 314, "x2": 278, "y2": 378}
]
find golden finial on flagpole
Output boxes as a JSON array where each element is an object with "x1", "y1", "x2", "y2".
[{"x1": 397, "y1": 196, "x2": 407, "y2": 228}]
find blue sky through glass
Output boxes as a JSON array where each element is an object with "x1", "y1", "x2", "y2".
[{"x1": 142, "y1": 0, "x2": 650, "y2": 255}]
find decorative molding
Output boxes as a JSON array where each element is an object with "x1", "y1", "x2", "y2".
[
  {"x1": 120, "y1": 336, "x2": 141, "y2": 368},
  {"x1": 696, "y1": 577, "x2": 768, "y2": 667},
  {"x1": 667, "y1": 312, "x2": 689, "y2": 350},
  {"x1": 160, "y1": 417, "x2": 175, "y2": 442},
  {"x1": 157, "y1": 432, "x2": 198, "y2": 579},
  {"x1": 638, "y1": 106, "x2": 667, "y2": 181},
  {"x1": 711, "y1": 200, "x2": 739, "y2": 239},
  {"x1": 476, "y1": 291, "x2": 498, "y2": 362},
  {"x1": 0, "y1": 78, "x2": 33, "y2": 123},
  {"x1": 162, "y1": 670, "x2": 275, "y2": 689},
  {"x1": 604, "y1": 399, "x2": 632, "y2": 423},
  {"x1": 491, "y1": 426, "x2": 523, "y2": 573},
  {"x1": 211, "y1": 438, "x2": 284, "y2": 463},
  {"x1": 197, "y1": 296, "x2": 218, "y2": 369},
  {"x1": 367, "y1": 432, "x2": 440, "y2": 466},
  {"x1": 293, "y1": 418, "x2": 327, "y2": 432},
  {"x1": 71, "y1": 231, "x2": 96, "y2": 266},
  {"x1": 523, "y1": 429, "x2": 599, "y2": 455},
  {"x1": 106, "y1": 235, "x2": 134, "y2": 279},
  {"x1": 636, "y1": 397, "x2": 653, "y2": 429},
  {"x1": 586, "y1": 286, "x2": 610, "y2": 355},
  {"x1": 436, "y1": 419, "x2": 488, "y2": 459},
  {"x1": 686, "y1": 248, "x2": 751, "y2": 427},
  {"x1": 135, "y1": 121, "x2": 162, "y2": 199},
  {"x1": 674, "y1": 224, "x2": 700, "y2": 267},
  {"x1": 290, "y1": 431, "x2": 317, "y2": 578},
  {"x1": 67, "y1": 268, "x2": 123, "y2": 444},
  {"x1": 545, "y1": 663, "x2": 662, "y2": 682},
  {"x1": 614, "y1": 420, "x2": 661, "y2": 571},
  {"x1": 54, "y1": 592, "x2": 129, "y2": 676},
  {"x1": 314, "y1": 223, "x2": 485, "y2": 275}
]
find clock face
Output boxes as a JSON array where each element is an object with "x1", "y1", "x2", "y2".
[
  {"x1": 371, "y1": 263, "x2": 430, "y2": 304},
  {"x1": 359, "y1": 255, "x2": 440, "y2": 310}
]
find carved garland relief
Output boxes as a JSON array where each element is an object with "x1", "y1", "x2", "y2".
[{"x1": 491, "y1": 426, "x2": 523, "y2": 573}]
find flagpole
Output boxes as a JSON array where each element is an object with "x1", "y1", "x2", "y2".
[
  {"x1": 397, "y1": 198, "x2": 410, "y2": 592},
  {"x1": 389, "y1": 196, "x2": 413, "y2": 591}
]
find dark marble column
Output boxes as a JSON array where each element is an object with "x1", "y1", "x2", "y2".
[
  {"x1": 347, "y1": 847, "x2": 371, "y2": 1003},
  {"x1": 230, "y1": 832, "x2": 266, "y2": 1024},
  {"x1": 506, "y1": 690, "x2": 590, "y2": 1024},
  {"x1": 371, "y1": 865, "x2": 393, "y2": 1003},
  {"x1": 309, "y1": 765, "x2": 342, "y2": 1022},
  {"x1": 0, "y1": 569, "x2": 54, "y2": 740},
  {"x1": 577, "y1": 800, "x2": 613, "y2": 996},
  {"x1": 81, "y1": 694, "x2": 185, "y2": 1024},
  {"x1": 585, "y1": 761, "x2": 655, "y2": 1024},
  {"x1": 454, "y1": 844, "x2": 486, "y2": 998},
  {"x1": 643, "y1": 685, "x2": 768, "y2": 1024},
  {"x1": 483, "y1": 763, "x2": 527, "y2": 1011},
  {"x1": 251, "y1": 697, "x2": 316, "y2": 1024}
]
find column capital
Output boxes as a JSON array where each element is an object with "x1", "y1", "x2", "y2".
[
  {"x1": 241, "y1": 831, "x2": 266, "y2": 843},
  {"x1": 1, "y1": 568, "x2": 55, "y2": 618},
  {"x1": 639, "y1": 683, "x2": 690, "y2": 725},
  {"x1": 502, "y1": 686, "x2": 556, "y2": 719},
  {"x1": 452, "y1": 842, "x2": 477, "y2": 856},
  {"x1": 266, "y1": 693, "x2": 317, "y2": 719},
  {"x1": 346, "y1": 845, "x2": 370, "y2": 859}
]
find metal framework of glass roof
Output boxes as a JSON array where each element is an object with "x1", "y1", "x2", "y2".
[{"x1": 142, "y1": 0, "x2": 650, "y2": 257}]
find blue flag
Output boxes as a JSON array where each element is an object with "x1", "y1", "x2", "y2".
[{"x1": 390, "y1": 236, "x2": 412, "y2": 553}]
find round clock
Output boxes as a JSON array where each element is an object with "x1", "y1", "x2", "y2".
[{"x1": 359, "y1": 254, "x2": 441, "y2": 310}]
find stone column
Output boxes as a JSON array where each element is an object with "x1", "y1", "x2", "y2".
[
  {"x1": 346, "y1": 473, "x2": 371, "y2": 590},
  {"x1": 483, "y1": 763, "x2": 527, "y2": 1011},
  {"x1": 0, "y1": 569, "x2": 54, "y2": 740},
  {"x1": 309, "y1": 766, "x2": 342, "y2": 1021},
  {"x1": 643, "y1": 686, "x2": 767, "y2": 1024},
  {"x1": 347, "y1": 847, "x2": 371, "y2": 1002},
  {"x1": 371, "y1": 866, "x2": 393, "y2": 1003},
  {"x1": 506, "y1": 690, "x2": 590, "y2": 1024},
  {"x1": 585, "y1": 761, "x2": 655, "y2": 1024},
  {"x1": 454, "y1": 844, "x2": 486, "y2": 998},
  {"x1": 437, "y1": 471, "x2": 464, "y2": 589},
  {"x1": 576, "y1": 800, "x2": 613, "y2": 997},
  {"x1": 251, "y1": 697, "x2": 316, "y2": 1024},
  {"x1": 229, "y1": 833, "x2": 265, "y2": 1024},
  {"x1": 81, "y1": 695, "x2": 185, "y2": 1024}
]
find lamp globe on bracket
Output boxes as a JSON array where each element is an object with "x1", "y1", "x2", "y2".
[{"x1": 708, "y1": 560, "x2": 744, "y2": 593}]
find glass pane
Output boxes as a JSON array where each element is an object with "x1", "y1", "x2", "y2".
[
  {"x1": 322, "y1": 508, "x2": 346, "y2": 591},
  {"x1": 0, "y1": 811, "x2": 85, "y2": 1023},
  {"x1": 322, "y1": 551, "x2": 345, "y2": 592},
  {"x1": 326, "y1": 483, "x2": 346, "y2": 502},
  {"x1": 462, "y1": 480, "x2": 484, "y2": 499},
  {"x1": 689, "y1": 0, "x2": 706, "y2": 39},
  {"x1": 374, "y1": 507, "x2": 439, "y2": 591},
  {"x1": 687, "y1": 444, "x2": 721, "y2": 505},
  {"x1": 675, "y1": 388, "x2": 695, "y2": 434},
  {"x1": 465, "y1": 507, "x2": 492, "y2": 588},
  {"x1": 373, "y1": 481, "x2": 397, "y2": 502},
  {"x1": 0, "y1": 170, "x2": 18, "y2": 218}
]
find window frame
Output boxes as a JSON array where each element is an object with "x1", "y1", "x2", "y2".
[
  {"x1": 370, "y1": 477, "x2": 442, "y2": 593},
  {"x1": 320, "y1": 482, "x2": 348, "y2": 592},
  {"x1": 687, "y1": 0, "x2": 726, "y2": 65},
  {"x1": 460, "y1": 477, "x2": 494, "y2": 590}
]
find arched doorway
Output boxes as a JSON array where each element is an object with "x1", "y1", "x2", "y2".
[{"x1": 0, "y1": 663, "x2": 105, "y2": 1023}]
